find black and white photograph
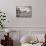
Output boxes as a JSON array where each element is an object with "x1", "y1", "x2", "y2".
[{"x1": 16, "y1": 6, "x2": 32, "y2": 18}]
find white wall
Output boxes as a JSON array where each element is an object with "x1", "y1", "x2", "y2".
[
  {"x1": 1, "y1": 0, "x2": 46, "y2": 39},
  {"x1": 32, "y1": 0, "x2": 46, "y2": 27},
  {"x1": 0, "y1": 0, "x2": 46, "y2": 27}
]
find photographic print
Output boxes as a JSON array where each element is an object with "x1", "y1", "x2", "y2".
[{"x1": 16, "y1": 6, "x2": 32, "y2": 18}]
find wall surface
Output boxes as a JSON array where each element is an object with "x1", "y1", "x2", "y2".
[{"x1": 0, "y1": 0, "x2": 46, "y2": 27}]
